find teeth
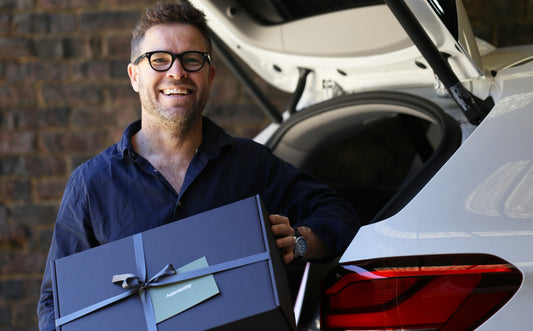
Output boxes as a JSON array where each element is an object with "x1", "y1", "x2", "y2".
[{"x1": 163, "y1": 88, "x2": 190, "y2": 95}]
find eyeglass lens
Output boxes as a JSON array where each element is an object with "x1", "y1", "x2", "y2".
[{"x1": 149, "y1": 52, "x2": 206, "y2": 72}]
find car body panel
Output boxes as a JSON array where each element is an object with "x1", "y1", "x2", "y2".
[
  {"x1": 340, "y1": 62, "x2": 533, "y2": 329},
  {"x1": 341, "y1": 62, "x2": 533, "y2": 260},
  {"x1": 483, "y1": 45, "x2": 533, "y2": 71}
]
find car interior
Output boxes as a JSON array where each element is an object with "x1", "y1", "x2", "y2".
[{"x1": 267, "y1": 90, "x2": 463, "y2": 226}]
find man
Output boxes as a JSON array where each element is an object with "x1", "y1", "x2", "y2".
[{"x1": 37, "y1": 1, "x2": 359, "y2": 330}]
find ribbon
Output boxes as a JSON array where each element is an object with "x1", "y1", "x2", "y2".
[
  {"x1": 112, "y1": 264, "x2": 177, "y2": 290},
  {"x1": 56, "y1": 233, "x2": 270, "y2": 330}
]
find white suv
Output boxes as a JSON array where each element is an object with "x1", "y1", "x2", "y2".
[{"x1": 191, "y1": 0, "x2": 533, "y2": 329}]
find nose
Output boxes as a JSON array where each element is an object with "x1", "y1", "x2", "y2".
[{"x1": 166, "y1": 58, "x2": 188, "y2": 79}]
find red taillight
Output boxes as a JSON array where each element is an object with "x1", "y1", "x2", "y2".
[{"x1": 321, "y1": 254, "x2": 522, "y2": 330}]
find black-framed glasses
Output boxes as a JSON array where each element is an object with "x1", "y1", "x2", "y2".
[{"x1": 133, "y1": 50, "x2": 211, "y2": 72}]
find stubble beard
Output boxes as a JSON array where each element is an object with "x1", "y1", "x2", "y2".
[{"x1": 139, "y1": 82, "x2": 210, "y2": 136}]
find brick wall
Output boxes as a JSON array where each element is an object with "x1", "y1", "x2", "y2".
[{"x1": 0, "y1": 0, "x2": 532, "y2": 330}]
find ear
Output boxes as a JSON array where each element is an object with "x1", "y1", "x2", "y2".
[
  {"x1": 128, "y1": 63, "x2": 140, "y2": 93},
  {"x1": 208, "y1": 64, "x2": 216, "y2": 88}
]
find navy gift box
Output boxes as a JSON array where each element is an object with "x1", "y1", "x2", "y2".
[{"x1": 51, "y1": 195, "x2": 296, "y2": 330}]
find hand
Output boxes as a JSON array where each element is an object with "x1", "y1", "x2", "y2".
[{"x1": 268, "y1": 214, "x2": 296, "y2": 264}]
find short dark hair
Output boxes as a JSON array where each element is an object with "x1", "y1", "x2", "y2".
[{"x1": 131, "y1": 0, "x2": 212, "y2": 62}]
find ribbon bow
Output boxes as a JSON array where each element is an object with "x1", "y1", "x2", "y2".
[{"x1": 112, "y1": 264, "x2": 176, "y2": 290}]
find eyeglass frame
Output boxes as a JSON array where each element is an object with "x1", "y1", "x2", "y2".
[{"x1": 133, "y1": 50, "x2": 212, "y2": 72}]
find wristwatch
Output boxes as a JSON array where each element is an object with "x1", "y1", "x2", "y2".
[{"x1": 293, "y1": 228, "x2": 308, "y2": 259}]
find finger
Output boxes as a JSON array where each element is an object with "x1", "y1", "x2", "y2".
[
  {"x1": 278, "y1": 242, "x2": 295, "y2": 264},
  {"x1": 268, "y1": 214, "x2": 289, "y2": 225},
  {"x1": 269, "y1": 215, "x2": 294, "y2": 237},
  {"x1": 275, "y1": 236, "x2": 295, "y2": 250},
  {"x1": 275, "y1": 234, "x2": 296, "y2": 264},
  {"x1": 271, "y1": 224, "x2": 294, "y2": 237},
  {"x1": 282, "y1": 250, "x2": 294, "y2": 264}
]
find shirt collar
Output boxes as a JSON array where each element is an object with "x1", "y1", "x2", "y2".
[
  {"x1": 199, "y1": 116, "x2": 233, "y2": 158},
  {"x1": 116, "y1": 117, "x2": 233, "y2": 160},
  {"x1": 116, "y1": 120, "x2": 141, "y2": 160}
]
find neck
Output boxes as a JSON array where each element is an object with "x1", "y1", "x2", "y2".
[
  {"x1": 133, "y1": 116, "x2": 203, "y2": 159},
  {"x1": 131, "y1": 117, "x2": 203, "y2": 194}
]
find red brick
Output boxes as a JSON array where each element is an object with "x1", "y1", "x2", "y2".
[
  {"x1": 71, "y1": 105, "x2": 130, "y2": 128},
  {"x1": 80, "y1": 11, "x2": 141, "y2": 32},
  {"x1": 25, "y1": 155, "x2": 67, "y2": 177},
  {"x1": 0, "y1": 179, "x2": 31, "y2": 202},
  {"x1": 70, "y1": 0, "x2": 98, "y2": 8},
  {"x1": 32, "y1": 37, "x2": 63, "y2": 59},
  {"x1": 41, "y1": 83, "x2": 105, "y2": 107},
  {"x1": 0, "y1": 14, "x2": 9, "y2": 35},
  {"x1": 106, "y1": 34, "x2": 132, "y2": 58},
  {"x1": 0, "y1": 131, "x2": 35, "y2": 154},
  {"x1": 0, "y1": 251, "x2": 47, "y2": 274},
  {"x1": 0, "y1": 107, "x2": 70, "y2": 131},
  {"x1": 0, "y1": 157, "x2": 24, "y2": 176},
  {"x1": 0, "y1": 206, "x2": 7, "y2": 225},
  {"x1": 0, "y1": 302, "x2": 9, "y2": 325},
  {"x1": 110, "y1": 59, "x2": 130, "y2": 79},
  {"x1": 0, "y1": 278, "x2": 41, "y2": 302},
  {"x1": 50, "y1": 14, "x2": 77, "y2": 34},
  {"x1": 0, "y1": 225, "x2": 29, "y2": 250},
  {"x1": 110, "y1": 83, "x2": 140, "y2": 107},
  {"x1": 40, "y1": 0, "x2": 98, "y2": 10},
  {"x1": 0, "y1": 38, "x2": 33, "y2": 60},
  {"x1": 40, "y1": 130, "x2": 107, "y2": 154},
  {"x1": 11, "y1": 300, "x2": 41, "y2": 328},
  {"x1": 0, "y1": 85, "x2": 37, "y2": 108},
  {"x1": 33, "y1": 178, "x2": 66, "y2": 201},
  {"x1": 63, "y1": 36, "x2": 103, "y2": 59},
  {"x1": 0, "y1": 108, "x2": 29, "y2": 131},
  {"x1": 37, "y1": 107, "x2": 71, "y2": 128},
  {"x1": 5, "y1": 61, "x2": 69, "y2": 82},
  {"x1": 0, "y1": 0, "x2": 34, "y2": 11},
  {"x1": 39, "y1": 0, "x2": 75, "y2": 10},
  {"x1": 104, "y1": 0, "x2": 152, "y2": 6},
  {"x1": 70, "y1": 60, "x2": 111, "y2": 81},
  {"x1": 10, "y1": 204, "x2": 58, "y2": 226},
  {"x1": 13, "y1": 13, "x2": 76, "y2": 35}
]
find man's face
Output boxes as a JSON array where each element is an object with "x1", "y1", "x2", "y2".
[{"x1": 128, "y1": 23, "x2": 216, "y2": 131}]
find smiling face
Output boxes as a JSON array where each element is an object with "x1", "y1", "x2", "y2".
[{"x1": 128, "y1": 23, "x2": 216, "y2": 132}]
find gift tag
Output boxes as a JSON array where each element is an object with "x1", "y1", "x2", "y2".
[{"x1": 148, "y1": 256, "x2": 220, "y2": 323}]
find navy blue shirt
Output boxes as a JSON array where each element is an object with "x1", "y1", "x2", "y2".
[{"x1": 38, "y1": 117, "x2": 359, "y2": 330}]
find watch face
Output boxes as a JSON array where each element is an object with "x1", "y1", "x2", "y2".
[{"x1": 294, "y1": 236, "x2": 308, "y2": 258}]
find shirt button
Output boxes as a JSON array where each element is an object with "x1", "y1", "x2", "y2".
[{"x1": 177, "y1": 201, "x2": 182, "y2": 208}]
